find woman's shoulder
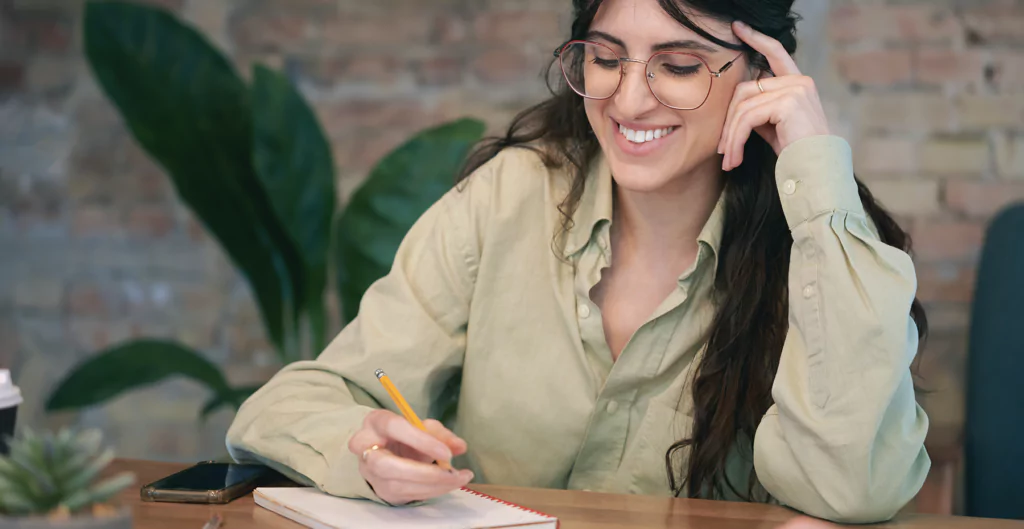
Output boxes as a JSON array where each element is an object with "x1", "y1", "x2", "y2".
[{"x1": 454, "y1": 144, "x2": 571, "y2": 216}]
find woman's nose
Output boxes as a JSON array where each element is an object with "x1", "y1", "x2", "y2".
[{"x1": 612, "y1": 62, "x2": 661, "y2": 116}]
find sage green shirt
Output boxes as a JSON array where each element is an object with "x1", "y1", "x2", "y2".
[{"x1": 226, "y1": 135, "x2": 930, "y2": 523}]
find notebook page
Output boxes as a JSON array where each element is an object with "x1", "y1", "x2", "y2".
[{"x1": 254, "y1": 487, "x2": 557, "y2": 529}]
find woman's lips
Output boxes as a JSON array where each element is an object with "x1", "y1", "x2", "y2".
[{"x1": 612, "y1": 119, "x2": 678, "y2": 156}]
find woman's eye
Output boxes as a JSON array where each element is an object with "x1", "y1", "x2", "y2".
[
  {"x1": 590, "y1": 57, "x2": 620, "y2": 69},
  {"x1": 662, "y1": 64, "x2": 702, "y2": 77}
]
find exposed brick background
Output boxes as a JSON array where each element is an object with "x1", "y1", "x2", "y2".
[
  {"x1": 0, "y1": 0, "x2": 568, "y2": 463},
  {"x1": 827, "y1": 0, "x2": 1024, "y2": 451},
  {"x1": 0, "y1": 0, "x2": 1021, "y2": 507}
]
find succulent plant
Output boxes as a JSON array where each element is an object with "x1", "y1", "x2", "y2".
[{"x1": 0, "y1": 428, "x2": 134, "y2": 517}]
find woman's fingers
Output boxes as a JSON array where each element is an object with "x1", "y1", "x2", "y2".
[
  {"x1": 719, "y1": 73, "x2": 828, "y2": 169},
  {"x1": 367, "y1": 410, "x2": 454, "y2": 463},
  {"x1": 718, "y1": 23, "x2": 830, "y2": 168},
  {"x1": 722, "y1": 88, "x2": 796, "y2": 170},
  {"x1": 361, "y1": 447, "x2": 474, "y2": 505},
  {"x1": 348, "y1": 420, "x2": 387, "y2": 458},
  {"x1": 423, "y1": 419, "x2": 468, "y2": 456},
  {"x1": 363, "y1": 447, "x2": 472, "y2": 484},
  {"x1": 732, "y1": 20, "x2": 801, "y2": 77},
  {"x1": 719, "y1": 77, "x2": 781, "y2": 155},
  {"x1": 349, "y1": 410, "x2": 475, "y2": 504}
]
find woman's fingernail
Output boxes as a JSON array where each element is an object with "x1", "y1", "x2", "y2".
[{"x1": 734, "y1": 20, "x2": 749, "y2": 31}]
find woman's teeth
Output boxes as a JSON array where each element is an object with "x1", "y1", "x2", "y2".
[{"x1": 618, "y1": 124, "x2": 676, "y2": 144}]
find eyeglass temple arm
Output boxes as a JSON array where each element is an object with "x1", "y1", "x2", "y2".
[{"x1": 712, "y1": 52, "x2": 746, "y2": 78}]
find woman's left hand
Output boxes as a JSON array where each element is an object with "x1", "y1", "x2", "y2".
[{"x1": 718, "y1": 20, "x2": 831, "y2": 171}]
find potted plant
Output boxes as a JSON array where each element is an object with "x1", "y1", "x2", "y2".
[
  {"x1": 0, "y1": 429, "x2": 134, "y2": 529},
  {"x1": 43, "y1": 1, "x2": 484, "y2": 421}
]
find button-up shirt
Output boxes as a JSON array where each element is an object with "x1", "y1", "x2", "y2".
[{"x1": 226, "y1": 136, "x2": 930, "y2": 523}]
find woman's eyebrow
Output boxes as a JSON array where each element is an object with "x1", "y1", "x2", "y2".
[
  {"x1": 651, "y1": 39, "x2": 719, "y2": 54},
  {"x1": 586, "y1": 31, "x2": 627, "y2": 49},
  {"x1": 586, "y1": 30, "x2": 720, "y2": 54}
]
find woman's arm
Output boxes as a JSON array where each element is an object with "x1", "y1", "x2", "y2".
[
  {"x1": 718, "y1": 23, "x2": 929, "y2": 522},
  {"x1": 752, "y1": 135, "x2": 930, "y2": 523},
  {"x1": 225, "y1": 163, "x2": 492, "y2": 502}
]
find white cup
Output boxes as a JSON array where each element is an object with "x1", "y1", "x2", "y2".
[{"x1": 0, "y1": 369, "x2": 22, "y2": 455}]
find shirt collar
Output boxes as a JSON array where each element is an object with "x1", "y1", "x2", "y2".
[
  {"x1": 694, "y1": 190, "x2": 726, "y2": 281},
  {"x1": 562, "y1": 151, "x2": 614, "y2": 258},
  {"x1": 562, "y1": 152, "x2": 727, "y2": 280}
]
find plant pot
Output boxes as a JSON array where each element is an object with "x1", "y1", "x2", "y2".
[{"x1": 0, "y1": 507, "x2": 132, "y2": 529}]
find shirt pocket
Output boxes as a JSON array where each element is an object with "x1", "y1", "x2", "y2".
[{"x1": 622, "y1": 394, "x2": 694, "y2": 496}]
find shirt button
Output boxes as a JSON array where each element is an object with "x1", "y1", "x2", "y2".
[
  {"x1": 802, "y1": 285, "x2": 816, "y2": 299},
  {"x1": 606, "y1": 401, "x2": 619, "y2": 414},
  {"x1": 578, "y1": 303, "x2": 591, "y2": 319},
  {"x1": 783, "y1": 179, "x2": 797, "y2": 195}
]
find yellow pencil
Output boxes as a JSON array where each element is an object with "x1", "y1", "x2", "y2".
[{"x1": 374, "y1": 369, "x2": 453, "y2": 471}]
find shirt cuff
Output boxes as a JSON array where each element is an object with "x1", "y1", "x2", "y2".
[
  {"x1": 315, "y1": 407, "x2": 389, "y2": 504},
  {"x1": 775, "y1": 135, "x2": 864, "y2": 230}
]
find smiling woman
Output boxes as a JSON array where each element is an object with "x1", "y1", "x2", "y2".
[{"x1": 225, "y1": 0, "x2": 931, "y2": 524}]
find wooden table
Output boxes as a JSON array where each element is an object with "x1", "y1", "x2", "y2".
[{"x1": 110, "y1": 459, "x2": 1022, "y2": 529}]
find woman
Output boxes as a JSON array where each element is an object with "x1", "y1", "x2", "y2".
[{"x1": 226, "y1": 0, "x2": 930, "y2": 523}]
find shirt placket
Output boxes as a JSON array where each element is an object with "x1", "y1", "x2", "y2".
[{"x1": 567, "y1": 233, "x2": 698, "y2": 491}]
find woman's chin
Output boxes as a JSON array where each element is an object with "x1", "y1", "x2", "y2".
[
  {"x1": 606, "y1": 160, "x2": 677, "y2": 193},
  {"x1": 602, "y1": 133, "x2": 695, "y2": 193}
]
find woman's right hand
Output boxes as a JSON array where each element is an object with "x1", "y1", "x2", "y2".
[{"x1": 348, "y1": 409, "x2": 474, "y2": 505}]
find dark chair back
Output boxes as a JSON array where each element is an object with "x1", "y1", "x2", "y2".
[{"x1": 964, "y1": 202, "x2": 1024, "y2": 519}]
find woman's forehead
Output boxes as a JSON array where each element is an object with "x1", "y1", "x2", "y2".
[{"x1": 590, "y1": 0, "x2": 737, "y2": 50}]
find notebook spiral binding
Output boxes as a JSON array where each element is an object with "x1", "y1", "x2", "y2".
[{"x1": 460, "y1": 487, "x2": 559, "y2": 526}]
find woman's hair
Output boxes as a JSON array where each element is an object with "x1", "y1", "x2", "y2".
[{"x1": 458, "y1": 0, "x2": 928, "y2": 502}]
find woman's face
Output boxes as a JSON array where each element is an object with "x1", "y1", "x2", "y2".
[{"x1": 584, "y1": 0, "x2": 750, "y2": 193}]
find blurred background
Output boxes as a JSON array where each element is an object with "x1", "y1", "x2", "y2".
[{"x1": 0, "y1": 0, "x2": 1021, "y2": 516}]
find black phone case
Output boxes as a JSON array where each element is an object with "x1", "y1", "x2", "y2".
[{"x1": 139, "y1": 461, "x2": 273, "y2": 504}]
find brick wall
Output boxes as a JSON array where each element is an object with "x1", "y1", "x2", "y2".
[
  {"x1": 0, "y1": 0, "x2": 569, "y2": 462},
  {"x1": 0, "y1": 0, "x2": 1020, "y2": 472},
  {"x1": 827, "y1": 0, "x2": 1024, "y2": 433}
]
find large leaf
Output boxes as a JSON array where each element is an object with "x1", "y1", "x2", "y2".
[
  {"x1": 83, "y1": 1, "x2": 304, "y2": 356},
  {"x1": 45, "y1": 340, "x2": 232, "y2": 412},
  {"x1": 251, "y1": 64, "x2": 336, "y2": 349},
  {"x1": 334, "y1": 118, "x2": 486, "y2": 322}
]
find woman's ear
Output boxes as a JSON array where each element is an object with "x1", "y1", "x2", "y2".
[{"x1": 746, "y1": 52, "x2": 772, "y2": 78}]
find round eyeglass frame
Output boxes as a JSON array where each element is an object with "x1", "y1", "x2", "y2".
[{"x1": 555, "y1": 39, "x2": 744, "y2": 111}]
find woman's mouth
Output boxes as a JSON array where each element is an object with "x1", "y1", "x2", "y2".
[
  {"x1": 618, "y1": 123, "x2": 678, "y2": 144},
  {"x1": 612, "y1": 119, "x2": 679, "y2": 156}
]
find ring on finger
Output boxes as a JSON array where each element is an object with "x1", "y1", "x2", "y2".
[
  {"x1": 362, "y1": 444, "x2": 381, "y2": 461},
  {"x1": 756, "y1": 69, "x2": 774, "y2": 94}
]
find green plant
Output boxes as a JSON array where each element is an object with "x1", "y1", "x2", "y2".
[
  {"x1": 0, "y1": 428, "x2": 134, "y2": 518},
  {"x1": 45, "y1": 1, "x2": 485, "y2": 418}
]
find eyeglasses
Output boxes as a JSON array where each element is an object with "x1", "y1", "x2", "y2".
[{"x1": 554, "y1": 40, "x2": 744, "y2": 111}]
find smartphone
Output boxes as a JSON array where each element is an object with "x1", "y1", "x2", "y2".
[{"x1": 140, "y1": 461, "x2": 283, "y2": 504}]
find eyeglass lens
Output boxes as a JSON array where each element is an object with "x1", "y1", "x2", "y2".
[{"x1": 560, "y1": 42, "x2": 713, "y2": 110}]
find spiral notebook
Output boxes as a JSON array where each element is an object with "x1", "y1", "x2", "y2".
[{"x1": 253, "y1": 486, "x2": 558, "y2": 529}]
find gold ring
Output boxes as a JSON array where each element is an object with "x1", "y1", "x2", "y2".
[
  {"x1": 757, "y1": 78, "x2": 766, "y2": 94},
  {"x1": 362, "y1": 444, "x2": 380, "y2": 461}
]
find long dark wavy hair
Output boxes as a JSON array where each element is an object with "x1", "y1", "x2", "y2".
[{"x1": 458, "y1": 0, "x2": 928, "y2": 502}]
